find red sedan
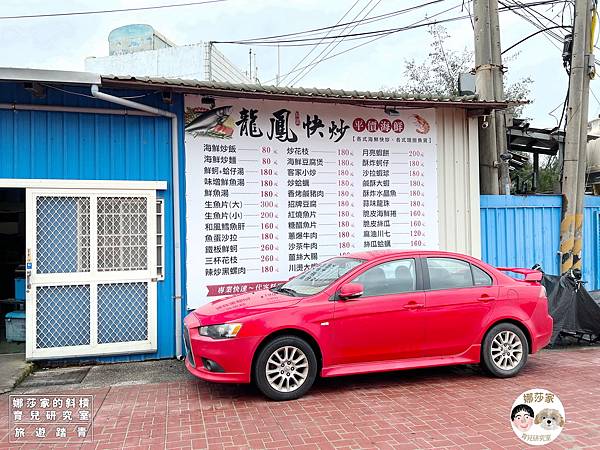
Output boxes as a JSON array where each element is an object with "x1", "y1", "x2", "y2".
[{"x1": 184, "y1": 250, "x2": 553, "y2": 400}]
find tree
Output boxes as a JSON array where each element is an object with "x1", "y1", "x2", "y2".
[
  {"x1": 511, "y1": 155, "x2": 560, "y2": 194},
  {"x1": 396, "y1": 24, "x2": 532, "y2": 117},
  {"x1": 393, "y1": 24, "x2": 561, "y2": 192}
]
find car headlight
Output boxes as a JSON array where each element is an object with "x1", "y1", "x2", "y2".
[{"x1": 199, "y1": 323, "x2": 242, "y2": 339}]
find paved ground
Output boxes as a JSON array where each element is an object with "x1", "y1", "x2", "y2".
[
  {"x1": 1, "y1": 347, "x2": 599, "y2": 449},
  {"x1": 0, "y1": 354, "x2": 32, "y2": 395}
]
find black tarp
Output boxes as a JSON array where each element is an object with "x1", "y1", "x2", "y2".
[{"x1": 541, "y1": 274, "x2": 600, "y2": 345}]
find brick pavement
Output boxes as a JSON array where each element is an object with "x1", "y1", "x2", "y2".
[{"x1": 1, "y1": 347, "x2": 599, "y2": 449}]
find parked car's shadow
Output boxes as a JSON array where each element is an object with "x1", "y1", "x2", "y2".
[
  {"x1": 313, "y1": 364, "x2": 483, "y2": 392},
  {"x1": 196, "y1": 363, "x2": 489, "y2": 401}
]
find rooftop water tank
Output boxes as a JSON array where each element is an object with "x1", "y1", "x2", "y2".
[{"x1": 108, "y1": 24, "x2": 174, "y2": 56}]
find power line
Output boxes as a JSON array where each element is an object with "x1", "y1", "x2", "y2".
[
  {"x1": 502, "y1": 0, "x2": 563, "y2": 40},
  {"x1": 215, "y1": 0, "x2": 567, "y2": 47},
  {"x1": 248, "y1": 0, "x2": 563, "y2": 84},
  {"x1": 499, "y1": 0, "x2": 566, "y2": 49},
  {"x1": 290, "y1": 0, "x2": 385, "y2": 86},
  {"x1": 0, "y1": 0, "x2": 226, "y2": 20},
  {"x1": 262, "y1": 3, "x2": 468, "y2": 84},
  {"x1": 278, "y1": 0, "x2": 363, "y2": 86},
  {"x1": 267, "y1": 0, "x2": 566, "y2": 85},
  {"x1": 502, "y1": 25, "x2": 571, "y2": 54},
  {"x1": 590, "y1": 88, "x2": 600, "y2": 112},
  {"x1": 219, "y1": 0, "x2": 450, "y2": 44}
]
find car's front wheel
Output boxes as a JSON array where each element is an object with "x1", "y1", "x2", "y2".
[
  {"x1": 481, "y1": 323, "x2": 529, "y2": 377},
  {"x1": 254, "y1": 335, "x2": 317, "y2": 401}
]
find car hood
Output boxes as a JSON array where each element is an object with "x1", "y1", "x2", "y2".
[{"x1": 192, "y1": 289, "x2": 301, "y2": 325}]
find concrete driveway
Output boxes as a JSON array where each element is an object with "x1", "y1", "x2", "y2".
[{"x1": 1, "y1": 347, "x2": 599, "y2": 449}]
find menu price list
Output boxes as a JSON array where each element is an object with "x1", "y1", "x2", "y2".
[{"x1": 199, "y1": 139, "x2": 437, "y2": 287}]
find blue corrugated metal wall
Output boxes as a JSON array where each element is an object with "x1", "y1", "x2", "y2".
[
  {"x1": 583, "y1": 196, "x2": 600, "y2": 290},
  {"x1": 0, "y1": 82, "x2": 185, "y2": 361},
  {"x1": 481, "y1": 195, "x2": 600, "y2": 290}
]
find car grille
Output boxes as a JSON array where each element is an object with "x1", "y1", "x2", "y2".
[{"x1": 183, "y1": 325, "x2": 195, "y2": 368}]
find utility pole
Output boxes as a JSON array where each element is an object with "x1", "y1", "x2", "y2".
[
  {"x1": 276, "y1": 44, "x2": 281, "y2": 86},
  {"x1": 207, "y1": 42, "x2": 213, "y2": 81},
  {"x1": 249, "y1": 49, "x2": 253, "y2": 81},
  {"x1": 474, "y1": 0, "x2": 500, "y2": 194},
  {"x1": 489, "y1": 0, "x2": 510, "y2": 195},
  {"x1": 560, "y1": 0, "x2": 593, "y2": 274}
]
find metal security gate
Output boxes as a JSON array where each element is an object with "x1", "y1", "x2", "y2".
[{"x1": 25, "y1": 189, "x2": 157, "y2": 360}]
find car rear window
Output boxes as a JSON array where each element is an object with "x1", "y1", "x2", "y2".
[
  {"x1": 427, "y1": 258, "x2": 494, "y2": 289},
  {"x1": 472, "y1": 265, "x2": 493, "y2": 286},
  {"x1": 427, "y1": 258, "x2": 473, "y2": 290}
]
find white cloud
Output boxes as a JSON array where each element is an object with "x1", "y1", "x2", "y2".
[{"x1": 0, "y1": 0, "x2": 584, "y2": 126}]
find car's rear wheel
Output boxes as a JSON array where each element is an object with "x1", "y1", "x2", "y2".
[
  {"x1": 481, "y1": 323, "x2": 529, "y2": 377},
  {"x1": 254, "y1": 336, "x2": 317, "y2": 401}
]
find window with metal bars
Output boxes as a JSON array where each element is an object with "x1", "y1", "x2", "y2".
[{"x1": 156, "y1": 199, "x2": 165, "y2": 280}]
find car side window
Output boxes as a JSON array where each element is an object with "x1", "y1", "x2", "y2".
[
  {"x1": 350, "y1": 259, "x2": 416, "y2": 297},
  {"x1": 472, "y1": 264, "x2": 493, "y2": 286},
  {"x1": 427, "y1": 258, "x2": 473, "y2": 290}
]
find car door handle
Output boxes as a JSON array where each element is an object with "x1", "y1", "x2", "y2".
[
  {"x1": 477, "y1": 295, "x2": 496, "y2": 302},
  {"x1": 403, "y1": 302, "x2": 424, "y2": 310}
]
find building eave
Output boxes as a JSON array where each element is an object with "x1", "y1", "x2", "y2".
[{"x1": 100, "y1": 76, "x2": 509, "y2": 110}]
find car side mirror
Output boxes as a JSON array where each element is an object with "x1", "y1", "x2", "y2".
[{"x1": 339, "y1": 283, "x2": 363, "y2": 300}]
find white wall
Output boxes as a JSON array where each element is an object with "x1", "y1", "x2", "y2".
[
  {"x1": 85, "y1": 43, "x2": 251, "y2": 83},
  {"x1": 435, "y1": 107, "x2": 481, "y2": 257}
]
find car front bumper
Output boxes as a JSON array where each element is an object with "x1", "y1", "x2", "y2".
[{"x1": 183, "y1": 314, "x2": 260, "y2": 384}]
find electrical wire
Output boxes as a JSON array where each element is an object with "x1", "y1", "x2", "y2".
[
  {"x1": 289, "y1": 0, "x2": 384, "y2": 86},
  {"x1": 0, "y1": 0, "x2": 226, "y2": 20},
  {"x1": 278, "y1": 0, "x2": 363, "y2": 86},
  {"x1": 221, "y1": 0, "x2": 451, "y2": 45},
  {"x1": 216, "y1": 0, "x2": 566, "y2": 46},
  {"x1": 499, "y1": 0, "x2": 567, "y2": 49},
  {"x1": 499, "y1": 0, "x2": 564, "y2": 42},
  {"x1": 262, "y1": 3, "x2": 468, "y2": 84},
  {"x1": 462, "y1": 0, "x2": 475, "y2": 29},
  {"x1": 590, "y1": 88, "x2": 600, "y2": 113},
  {"x1": 502, "y1": 25, "x2": 570, "y2": 54}
]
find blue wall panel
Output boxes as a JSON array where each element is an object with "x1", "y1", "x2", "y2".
[
  {"x1": 0, "y1": 82, "x2": 185, "y2": 362},
  {"x1": 480, "y1": 195, "x2": 562, "y2": 274},
  {"x1": 481, "y1": 195, "x2": 600, "y2": 291},
  {"x1": 583, "y1": 196, "x2": 600, "y2": 290}
]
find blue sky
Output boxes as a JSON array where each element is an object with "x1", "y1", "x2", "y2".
[{"x1": 1, "y1": 0, "x2": 597, "y2": 127}]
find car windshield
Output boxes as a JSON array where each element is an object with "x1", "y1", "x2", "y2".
[{"x1": 272, "y1": 257, "x2": 365, "y2": 296}]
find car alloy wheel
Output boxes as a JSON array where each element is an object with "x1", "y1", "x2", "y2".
[
  {"x1": 265, "y1": 345, "x2": 309, "y2": 393},
  {"x1": 490, "y1": 330, "x2": 523, "y2": 370},
  {"x1": 481, "y1": 322, "x2": 529, "y2": 378},
  {"x1": 254, "y1": 335, "x2": 318, "y2": 401}
]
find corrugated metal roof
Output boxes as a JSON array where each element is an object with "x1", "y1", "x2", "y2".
[{"x1": 101, "y1": 75, "x2": 508, "y2": 109}]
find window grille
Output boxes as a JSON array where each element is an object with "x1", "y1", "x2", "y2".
[{"x1": 156, "y1": 199, "x2": 165, "y2": 280}]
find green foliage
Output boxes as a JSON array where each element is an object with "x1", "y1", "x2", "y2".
[
  {"x1": 394, "y1": 25, "x2": 532, "y2": 117},
  {"x1": 512, "y1": 155, "x2": 560, "y2": 193},
  {"x1": 400, "y1": 25, "x2": 473, "y2": 97},
  {"x1": 538, "y1": 156, "x2": 561, "y2": 193}
]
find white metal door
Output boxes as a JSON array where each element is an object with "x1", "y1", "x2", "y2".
[{"x1": 25, "y1": 189, "x2": 157, "y2": 360}]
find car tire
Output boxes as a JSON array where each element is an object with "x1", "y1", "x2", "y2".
[
  {"x1": 254, "y1": 335, "x2": 317, "y2": 401},
  {"x1": 481, "y1": 323, "x2": 529, "y2": 378}
]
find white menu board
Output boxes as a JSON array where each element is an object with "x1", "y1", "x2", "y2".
[{"x1": 184, "y1": 95, "x2": 438, "y2": 307}]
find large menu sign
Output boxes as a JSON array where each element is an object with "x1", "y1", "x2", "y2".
[{"x1": 184, "y1": 95, "x2": 439, "y2": 307}]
